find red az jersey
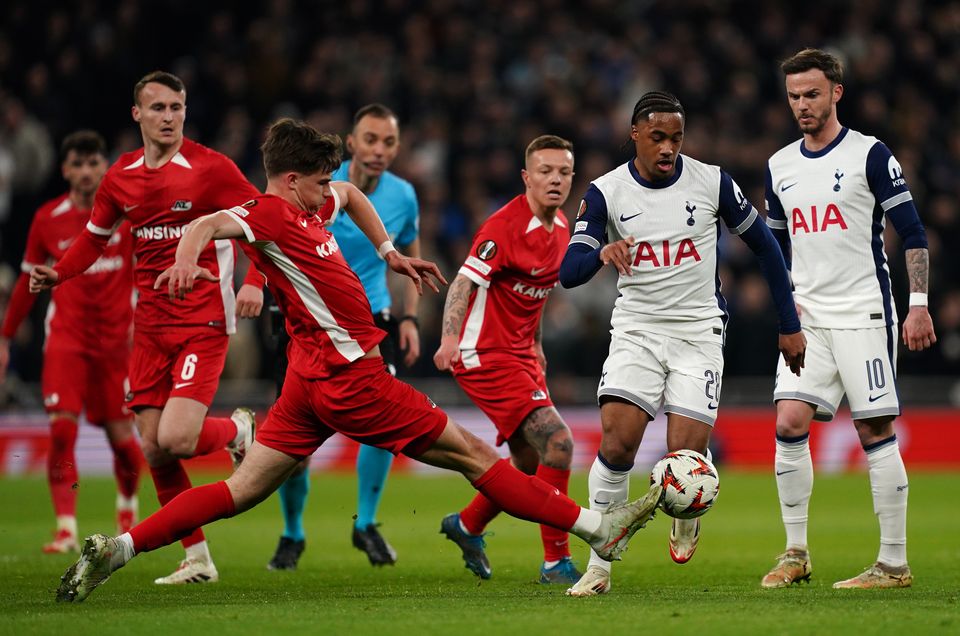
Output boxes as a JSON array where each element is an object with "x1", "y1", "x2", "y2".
[
  {"x1": 456, "y1": 194, "x2": 570, "y2": 368},
  {"x1": 223, "y1": 191, "x2": 386, "y2": 379},
  {"x1": 13, "y1": 194, "x2": 134, "y2": 352},
  {"x1": 89, "y1": 138, "x2": 259, "y2": 333}
]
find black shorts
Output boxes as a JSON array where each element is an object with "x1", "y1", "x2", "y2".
[{"x1": 271, "y1": 306, "x2": 400, "y2": 395}]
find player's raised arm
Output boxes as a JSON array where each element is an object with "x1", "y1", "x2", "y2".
[
  {"x1": 333, "y1": 181, "x2": 446, "y2": 294},
  {"x1": 154, "y1": 211, "x2": 245, "y2": 300},
  {"x1": 433, "y1": 274, "x2": 477, "y2": 371}
]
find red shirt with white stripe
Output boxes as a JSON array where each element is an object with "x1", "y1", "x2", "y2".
[
  {"x1": 2, "y1": 194, "x2": 133, "y2": 352},
  {"x1": 223, "y1": 192, "x2": 387, "y2": 379},
  {"x1": 88, "y1": 138, "x2": 259, "y2": 334},
  {"x1": 455, "y1": 194, "x2": 570, "y2": 368}
]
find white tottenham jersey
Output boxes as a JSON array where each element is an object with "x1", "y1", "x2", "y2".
[
  {"x1": 569, "y1": 155, "x2": 758, "y2": 343},
  {"x1": 765, "y1": 127, "x2": 913, "y2": 329}
]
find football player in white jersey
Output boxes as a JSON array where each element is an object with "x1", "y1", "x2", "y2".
[
  {"x1": 761, "y1": 49, "x2": 936, "y2": 591},
  {"x1": 560, "y1": 91, "x2": 806, "y2": 597}
]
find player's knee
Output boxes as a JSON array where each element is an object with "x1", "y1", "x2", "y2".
[
  {"x1": 156, "y1": 428, "x2": 197, "y2": 459},
  {"x1": 774, "y1": 417, "x2": 809, "y2": 438}
]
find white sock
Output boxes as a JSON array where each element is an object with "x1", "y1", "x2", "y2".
[
  {"x1": 586, "y1": 455, "x2": 631, "y2": 573},
  {"x1": 570, "y1": 508, "x2": 602, "y2": 538},
  {"x1": 775, "y1": 434, "x2": 813, "y2": 551},
  {"x1": 56, "y1": 515, "x2": 78, "y2": 537},
  {"x1": 866, "y1": 437, "x2": 908, "y2": 567},
  {"x1": 116, "y1": 493, "x2": 138, "y2": 512},
  {"x1": 112, "y1": 533, "x2": 136, "y2": 572},
  {"x1": 185, "y1": 540, "x2": 212, "y2": 562}
]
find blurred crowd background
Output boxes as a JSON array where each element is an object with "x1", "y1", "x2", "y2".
[{"x1": 1, "y1": 0, "x2": 959, "y2": 407}]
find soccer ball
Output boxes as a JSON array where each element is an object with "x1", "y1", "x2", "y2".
[{"x1": 649, "y1": 449, "x2": 720, "y2": 519}]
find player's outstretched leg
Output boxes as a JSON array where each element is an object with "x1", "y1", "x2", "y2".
[
  {"x1": 226, "y1": 408, "x2": 256, "y2": 469},
  {"x1": 352, "y1": 444, "x2": 397, "y2": 566},
  {"x1": 55, "y1": 442, "x2": 299, "y2": 602},
  {"x1": 268, "y1": 459, "x2": 309, "y2": 571},
  {"x1": 418, "y1": 420, "x2": 662, "y2": 571}
]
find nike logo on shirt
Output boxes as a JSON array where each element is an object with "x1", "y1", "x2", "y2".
[
  {"x1": 780, "y1": 183, "x2": 797, "y2": 192},
  {"x1": 619, "y1": 211, "x2": 643, "y2": 222},
  {"x1": 123, "y1": 204, "x2": 139, "y2": 212},
  {"x1": 530, "y1": 266, "x2": 546, "y2": 275}
]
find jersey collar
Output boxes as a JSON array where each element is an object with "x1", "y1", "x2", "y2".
[
  {"x1": 628, "y1": 155, "x2": 684, "y2": 189},
  {"x1": 800, "y1": 126, "x2": 849, "y2": 158}
]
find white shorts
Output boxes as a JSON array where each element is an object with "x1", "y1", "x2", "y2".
[
  {"x1": 597, "y1": 329, "x2": 724, "y2": 426},
  {"x1": 774, "y1": 325, "x2": 900, "y2": 422}
]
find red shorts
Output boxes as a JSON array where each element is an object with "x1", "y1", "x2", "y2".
[
  {"x1": 127, "y1": 328, "x2": 229, "y2": 410},
  {"x1": 42, "y1": 347, "x2": 131, "y2": 423},
  {"x1": 257, "y1": 357, "x2": 448, "y2": 459},
  {"x1": 454, "y1": 354, "x2": 553, "y2": 445}
]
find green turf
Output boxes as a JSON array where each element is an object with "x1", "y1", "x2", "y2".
[{"x1": 1, "y1": 470, "x2": 958, "y2": 635}]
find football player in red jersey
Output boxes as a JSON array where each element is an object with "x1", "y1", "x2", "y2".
[
  {"x1": 54, "y1": 119, "x2": 665, "y2": 603},
  {"x1": 432, "y1": 135, "x2": 582, "y2": 584},
  {"x1": 1, "y1": 130, "x2": 142, "y2": 553},
  {"x1": 31, "y1": 72, "x2": 265, "y2": 585}
]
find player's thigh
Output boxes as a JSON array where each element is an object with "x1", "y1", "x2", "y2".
[
  {"x1": 253, "y1": 370, "x2": 334, "y2": 461},
  {"x1": 225, "y1": 441, "x2": 302, "y2": 513},
  {"x1": 774, "y1": 326, "x2": 844, "y2": 421},
  {"x1": 662, "y1": 337, "x2": 725, "y2": 426},
  {"x1": 834, "y1": 325, "x2": 900, "y2": 422},
  {"x1": 41, "y1": 349, "x2": 87, "y2": 416},
  {"x1": 598, "y1": 330, "x2": 666, "y2": 420},
  {"x1": 158, "y1": 397, "x2": 209, "y2": 441},
  {"x1": 319, "y1": 358, "x2": 447, "y2": 458}
]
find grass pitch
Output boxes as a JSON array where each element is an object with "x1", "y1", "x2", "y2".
[{"x1": 1, "y1": 469, "x2": 959, "y2": 635}]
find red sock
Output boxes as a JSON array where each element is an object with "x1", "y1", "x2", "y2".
[
  {"x1": 48, "y1": 417, "x2": 79, "y2": 517},
  {"x1": 110, "y1": 437, "x2": 143, "y2": 499},
  {"x1": 459, "y1": 492, "x2": 502, "y2": 535},
  {"x1": 472, "y1": 459, "x2": 580, "y2": 532},
  {"x1": 536, "y1": 464, "x2": 572, "y2": 561},
  {"x1": 148, "y1": 461, "x2": 206, "y2": 547},
  {"x1": 130, "y1": 481, "x2": 235, "y2": 553},
  {"x1": 192, "y1": 416, "x2": 237, "y2": 457}
]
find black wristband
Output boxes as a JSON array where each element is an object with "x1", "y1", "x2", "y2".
[{"x1": 399, "y1": 314, "x2": 419, "y2": 328}]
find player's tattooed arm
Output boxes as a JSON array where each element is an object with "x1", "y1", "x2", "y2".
[
  {"x1": 902, "y1": 247, "x2": 937, "y2": 352},
  {"x1": 905, "y1": 248, "x2": 929, "y2": 293},
  {"x1": 433, "y1": 274, "x2": 476, "y2": 371}
]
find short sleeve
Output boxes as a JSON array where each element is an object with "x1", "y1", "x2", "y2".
[
  {"x1": 223, "y1": 198, "x2": 281, "y2": 243},
  {"x1": 396, "y1": 185, "x2": 419, "y2": 247},
  {"x1": 88, "y1": 172, "x2": 124, "y2": 236},
  {"x1": 459, "y1": 218, "x2": 508, "y2": 289},
  {"x1": 209, "y1": 156, "x2": 261, "y2": 209}
]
